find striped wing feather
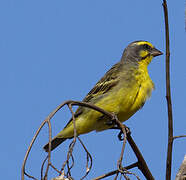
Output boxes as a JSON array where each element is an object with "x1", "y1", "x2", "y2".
[{"x1": 65, "y1": 62, "x2": 122, "y2": 126}]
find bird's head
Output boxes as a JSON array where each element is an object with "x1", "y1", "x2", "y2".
[{"x1": 121, "y1": 41, "x2": 163, "y2": 65}]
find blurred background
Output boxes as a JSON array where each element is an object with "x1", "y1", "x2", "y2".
[{"x1": 0, "y1": 0, "x2": 185, "y2": 179}]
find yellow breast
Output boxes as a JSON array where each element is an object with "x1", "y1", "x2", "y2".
[{"x1": 118, "y1": 62, "x2": 154, "y2": 122}]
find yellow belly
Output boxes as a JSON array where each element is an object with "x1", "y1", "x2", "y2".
[{"x1": 118, "y1": 80, "x2": 153, "y2": 122}]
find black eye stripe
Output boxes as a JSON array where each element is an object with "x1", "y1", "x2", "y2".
[
  {"x1": 142, "y1": 44, "x2": 151, "y2": 50},
  {"x1": 140, "y1": 53, "x2": 150, "y2": 60}
]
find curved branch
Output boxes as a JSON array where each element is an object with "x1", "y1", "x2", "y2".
[{"x1": 22, "y1": 100, "x2": 154, "y2": 180}]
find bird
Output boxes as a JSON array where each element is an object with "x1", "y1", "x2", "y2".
[{"x1": 43, "y1": 40, "x2": 163, "y2": 152}]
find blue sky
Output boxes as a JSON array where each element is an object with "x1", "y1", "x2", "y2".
[{"x1": 1, "y1": 0, "x2": 186, "y2": 179}]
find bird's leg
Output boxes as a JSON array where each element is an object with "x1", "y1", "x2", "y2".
[
  {"x1": 118, "y1": 130, "x2": 124, "y2": 141},
  {"x1": 105, "y1": 113, "x2": 120, "y2": 126},
  {"x1": 104, "y1": 116, "x2": 118, "y2": 127}
]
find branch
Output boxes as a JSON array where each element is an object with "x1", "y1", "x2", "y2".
[
  {"x1": 162, "y1": 1, "x2": 174, "y2": 180},
  {"x1": 92, "y1": 162, "x2": 139, "y2": 180},
  {"x1": 126, "y1": 133, "x2": 155, "y2": 180},
  {"x1": 77, "y1": 137, "x2": 93, "y2": 180},
  {"x1": 22, "y1": 100, "x2": 71, "y2": 180},
  {"x1": 22, "y1": 100, "x2": 154, "y2": 180},
  {"x1": 173, "y1": 135, "x2": 186, "y2": 140}
]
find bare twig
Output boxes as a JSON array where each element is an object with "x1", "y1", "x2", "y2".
[
  {"x1": 64, "y1": 103, "x2": 77, "y2": 177},
  {"x1": 41, "y1": 156, "x2": 48, "y2": 179},
  {"x1": 173, "y1": 135, "x2": 186, "y2": 140},
  {"x1": 92, "y1": 162, "x2": 139, "y2": 180},
  {"x1": 77, "y1": 137, "x2": 93, "y2": 180},
  {"x1": 44, "y1": 121, "x2": 52, "y2": 179},
  {"x1": 60, "y1": 141, "x2": 74, "y2": 176},
  {"x1": 50, "y1": 164, "x2": 62, "y2": 174},
  {"x1": 114, "y1": 124, "x2": 127, "y2": 179},
  {"x1": 22, "y1": 120, "x2": 47, "y2": 180},
  {"x1": 22, "y1": 100, "x2": 73, "y2": 180},
  {"x1": 24, "y1": 171, "x2": 38, "y2": 180},
  {"x1": 114, "y1": 119, "x2": 127, "y2": 172},
  {"x1": 162, "y1": 1, "x2": 174, "y2": 180},
  {"x1": 68, "y1": 104, "x2": 77, "y2": 139}
]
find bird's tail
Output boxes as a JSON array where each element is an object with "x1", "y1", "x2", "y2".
[{"x1": 43, "y1": 137, "x2": 67, "y2": 152}]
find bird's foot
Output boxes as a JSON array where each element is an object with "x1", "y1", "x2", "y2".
[{"x1": 105, "y1": 113, "x2": 119, "y2": 126}]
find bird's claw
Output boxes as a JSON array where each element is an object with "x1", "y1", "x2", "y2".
[
  {"x1": 117, "y1": 127, "x2": 131, "y2": 141},
  {"x1": 125, "y1": 127, "x2": 131, "y2": 135},
  {"x1": 118, "y1": 130, "x2": 124, "y2": 141}
]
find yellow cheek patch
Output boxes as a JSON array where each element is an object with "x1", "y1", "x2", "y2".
[{"x1": 140, "y1": 50, "x2": 149, "y2": 58}]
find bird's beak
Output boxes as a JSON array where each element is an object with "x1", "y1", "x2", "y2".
[{"x1": 151, "y1": 47, "x2": 163, "y2": 57}]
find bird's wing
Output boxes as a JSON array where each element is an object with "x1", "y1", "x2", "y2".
[
  {"x1": 83, "y1": 63, "x2": 122, "y2": 103},
  {"x1": 64, "y1": 62, "x2": 123, "y2": 127}
]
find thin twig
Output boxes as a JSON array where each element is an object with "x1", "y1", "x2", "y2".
[
  {"x1": 60, "y1": 141, "x2": 74, "y2": 175},
  {"x1": 67, "y1": 103, "x2": 77, "y2": 176},
  {"x1": 24, "y1": 171, "x2": 38, "y2": 180},
  {"x1": 115, "y1": 120, "x2": 127, "y2": 172},
  {"x1": 101, "y1": 117, "x2": 128, "y2": 177},
  {"x1": 44, "y1": 121, "x2": 52, "y2": 179},
  {"x1": 50, "y1": 163, "x2": 62, "y2": 174},
  {"x1": 78, "y1": 137, "x2": 93, "y2": 180},
  {"x1": 92, "y1": 162, "x2": 138, "y2": 180},
  {"x1": 162, "y1": 1, "x2": 173, "y2": 180},
  {"x1": 173, "y1": 135, "x2": 186, "y2": 140},
  {"x1": 108, "y1": 115, "x2": 128, "y2": 179},
  {"x1": 68, "y1": 103, "x2": 77, "y2": 139},
  {"x1": 125, "y1": 172, "x2": 141, "y2": 180},
  {"x1": 22, "y1": 100, "x2": 72, "y2": 180},
  {"x1": 122, "y1": 173, "x2": 130, "y2": 180},
  {"x1": 114, "y1": 172, "x2": 119, "y2": 180},
  {"x1": 22, "y1": 100, "x2": 73, "y2": 180},
  {"x1": 60, "y1": 103, "x2": 77, "y2": 177},
  {"x1": 41, "y1": 155, "x2": 48, "y2": 180},
  {"x1": 22, "y1": 120, "x2": 46, "y2": 180}
]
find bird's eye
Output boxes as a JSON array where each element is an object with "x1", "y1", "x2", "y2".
[{"x1": 143, "y1": 44, "x2": 151, "y2": 50}]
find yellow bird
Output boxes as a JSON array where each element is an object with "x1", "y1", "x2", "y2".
[{"x1": 44, "y1": 40, "x2": 162, "y2": 152}]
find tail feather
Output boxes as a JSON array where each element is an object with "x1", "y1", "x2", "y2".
[{"x1": 43, "y1": 137, "x2": 67, "y2": 152}]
